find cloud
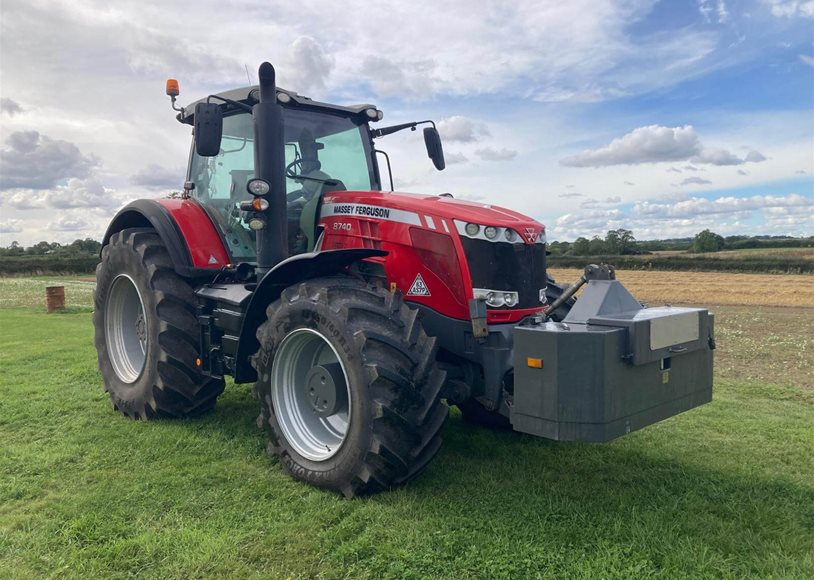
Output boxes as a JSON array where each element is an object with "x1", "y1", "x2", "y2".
[
  {"x1": 553, "y1": 193, "x2": 813, "y2": 240},
  {"x1": 0, "y1": 131, "x2": 99, "y2": 190},
  {"x1": 436, "y1": 116, "x2": 489, "y2": 143},
  {"x1": 668, "y1": 167, "x2": 683, "y2": 173},
  {"x1": 680, "y1": 177, "x2": 712, "y2": 185},
  {"x1": 698, "y1": 0, "x2": 729, "y2": 23},
  {"x1": 361, "y1": 55, "x2": 436, "y2": 99},
  {"x1": 0, "y1": 98, "x2": 23, "y2": 116},
  {"x1": 1, "y1": 190, "x2": 47, "y2": 209},
  {"x1": 48, "y1": 178, "x2": 119, "y2": 209},
  {"x1": 475, "y1": 147, "x2": 517, "y2": 161},
  {"x1": 48, "y1": 217, "x2": 89, "y2": 232},
  {"x1": 0, "y1": 219, "x2": 23, "y2": 233},
  {"x1": 444, "y1": 152, "x2": 469, "y2": 165},
  {"x1": 130, "y1": 164, "x2": 184, "y2": 190},
  {"x1": 561, "y1": 125, "x2": 768, "y2": 167},
  {"x1": 284, "y1": 37, "x2": 334, "y2": 93},
  {"x1": 634, "y1": 193, "x2": 812, "y2": 219},
  {"x1": 801, "y1": 55, "x2": 814, "y2": 67},
  {"x1": 558, "y1": 192, "x2": 584, "y2": 198},
  {"x1": 605, "y1": 196, "x2": 622, "y2": 203},
  {"x1": 764, "y1": 0, "x2": 814, "y2": 18},
  {"x1": 624, "y1": 181, "x2": 635, "y2": 186},
  {"x1": 745, "y1": 150, "x2": 767, "y2": 163},
  {"x1": 737, "y1": 169, "x2": 749, "y2": 175},
  {"x1": 561, "y1": 125, "x2": 701, "y2": 167},
  {"x1": 684, "y1": 165, "x2": 699, "y2": 171}
]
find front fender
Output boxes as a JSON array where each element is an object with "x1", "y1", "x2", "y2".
[{"x1": 233, "y1": 248, "x2": 387, "y2": 382}]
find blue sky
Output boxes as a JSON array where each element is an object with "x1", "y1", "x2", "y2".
[{"x1": 1, "y1": 0, "x2": 812, "y2": 244}]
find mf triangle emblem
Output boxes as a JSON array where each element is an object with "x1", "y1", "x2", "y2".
[
  {"x1": 208, "y1": 255, "x2": 219, "y2": 265},
  {"x1": 407, "y1": 273, "x2": 431, "y2": 296}
]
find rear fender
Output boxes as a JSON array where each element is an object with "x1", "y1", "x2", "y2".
[
  {"x1": 233, "y1": 248, "x2": 387, "y2": 382},
  {"x1": 102, "y1": 199, "x2": 229, "y2": 278}
]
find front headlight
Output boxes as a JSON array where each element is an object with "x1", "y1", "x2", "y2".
[{"x1": 473, "y1": 288, "x2": 519, "y2": 308}]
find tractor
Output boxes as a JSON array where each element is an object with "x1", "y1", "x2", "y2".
[{"x1": 94, "y1": 62, "x2": 715, "y2": 497}]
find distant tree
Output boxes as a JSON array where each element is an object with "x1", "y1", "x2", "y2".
[
  {"x1": 588, "y1": 236, "x2": 606, "y2": 255},
  {"x1": 692, "y1": 229, "x2": 725, "y2": 253},
  {"x1": 572, "y1": 237, "x2": 590, "y2": 256},
  {"x1": 603, "y1": 228, "x2": 636, "y2": 254}
]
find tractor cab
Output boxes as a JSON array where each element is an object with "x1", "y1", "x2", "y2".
[
  {"x1": 180, "y1": 88, "x2": 381, "y2": 261},
  {"x1": 175, "y1": 81, "x2": 444, "y2": 267}
]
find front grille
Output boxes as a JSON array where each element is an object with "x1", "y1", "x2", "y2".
[{"x1": 460, "y1": 238, "x2": 546, "y2": 308}]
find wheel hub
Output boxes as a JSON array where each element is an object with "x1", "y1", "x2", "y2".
[
  {"x1": 270, "y1": 328, "x2": 352, "y2": 461},
  {"x1": 105, "y1": 274, "x2": 147, "y2": 384},
  {"x1": 305, "y1": 363, "x2": 346, "y2": 417}
]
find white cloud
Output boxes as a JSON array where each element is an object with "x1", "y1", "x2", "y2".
[
  {"x1": 48, "y1": 216, "x2": 89, "y2": 231},
  {"x1": 0, "y1": 98, "x2": 23, "y2": 116},
  {"x1": 680, "y1": 177, "x2": 713, "y2": 185},
  {"x1": 0, "y1": 130, "x2": 100, "y2": 190},
  {"x1": 475, "y1": 148, "x2": 517, "y2": 161},
  {"x1": 283, "y1": 37, "x2": 334, "y2": 93},
  {"x1": 634, "y1": 193, "x2": 812, "y2": 218},
  {"x1": 436, "y1": 116, "x2": 489, "y2": 143},
  {"x1": 48, "y1": 178, "x2": 120, "y2": 209},
  {"x1": 561, "y1": 125, "x2": 767, "y2": 167},
  {"x1": 0, "y1": 219, "x2": 23, "y2": 233},
  {"x1": 130, "y1": 164, "x2": 184, "y2": 190},
  {"x1": 763, "y1": 0, "x2": 814, "y2": 18},
  {"x1": 444, "y1": 152, "x2": 469, "y2": 165},
  {"x1": 698, "y1": 0, "x2": 729, "y2": 23}
]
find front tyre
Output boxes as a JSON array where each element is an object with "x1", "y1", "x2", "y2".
[
  {"x1": 253, "y1": 278, "x2": 448, "y2": 497},
  {"x1": 93, "y1": 228, "x2": 225, "y2": 419}
]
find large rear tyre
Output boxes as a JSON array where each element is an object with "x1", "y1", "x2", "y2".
[
  {"x1": 458, "y1": 278, "x2": 574, "y2": 430},
  {"x1": 252, "y1": 277, "x2": 448, "y2": 497},
  {"x1": 93, "y1": 228, "x2": 225, "y2": 419}
]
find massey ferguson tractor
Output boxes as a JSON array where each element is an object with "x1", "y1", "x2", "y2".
[{"x1": 93, "y1": 62, "x2": 715, "y2": 497}]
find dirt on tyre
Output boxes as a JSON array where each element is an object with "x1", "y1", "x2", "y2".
[
  {"x1": 93, "y1": 228, "x2": 225, "y2": 419},
  {"x1": 252, "y1": 277, "x2": 448, "y2": 497}
]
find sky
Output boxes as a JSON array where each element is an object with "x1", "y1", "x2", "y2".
[{"x1": 0, "y1": 0, "x2": 812, "y2": 245}]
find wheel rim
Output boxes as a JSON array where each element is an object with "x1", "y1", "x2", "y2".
[
  {"x1": 271, "y1": 328, "x2": 352, "y2": 461},
  {"x1": 105, "y1": 274, "x2": 147, "y2": 383}
]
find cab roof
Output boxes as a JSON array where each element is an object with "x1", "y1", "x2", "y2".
[{"x1": 178, "y1": 85, "x2": 377, "y2": 125}]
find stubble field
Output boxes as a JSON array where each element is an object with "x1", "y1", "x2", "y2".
[{"x1": 0, "y1": 271, "x2": 812, "y2": 578}]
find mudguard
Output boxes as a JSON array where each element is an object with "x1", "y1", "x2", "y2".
[
  {"x1": 102, "y1": 199, "x2": 229, "y2": 278},
  {"x1": 232, "y1": 248, "x2": 387, "y2": 382}
]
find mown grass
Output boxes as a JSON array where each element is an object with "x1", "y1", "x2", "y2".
[{"x1": 1, "y1": 281, "x2": 813, "y2": 578}]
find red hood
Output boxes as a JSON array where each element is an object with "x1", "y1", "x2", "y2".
[{"x1": 324, "y1": 190, "x2": 545, "y2": 230}]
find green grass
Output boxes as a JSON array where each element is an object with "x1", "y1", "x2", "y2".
[{"x1": 1, "y1": 284, "x2": 813, "y2": 578}]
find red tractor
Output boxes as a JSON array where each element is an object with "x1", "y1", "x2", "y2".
[{"x1": 94, "y1": 63, "x2": 714, "y2": 497}]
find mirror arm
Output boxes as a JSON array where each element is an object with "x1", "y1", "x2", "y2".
[
  {"x1": 374, "y1": 149, "x2": 394, "y2": 191},
  {"x1": 372, "y1": 119, "x2": 435, "y2": 139}
]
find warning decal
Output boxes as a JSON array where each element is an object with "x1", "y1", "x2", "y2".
[{"x1": 407, "y1": 274, "x2": 431, "y2": 296}]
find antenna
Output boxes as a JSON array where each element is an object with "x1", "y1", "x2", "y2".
[{"x1": 244, "y1": 64, "x2": 252, "y2": 85}]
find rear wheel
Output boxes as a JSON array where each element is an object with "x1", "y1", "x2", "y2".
[
  {"x1": 253, "y1": 277, "x2": 448, "y2": 497},
  {"x1": 93, "y1": 228, "x2": 225, "y2": 418}
]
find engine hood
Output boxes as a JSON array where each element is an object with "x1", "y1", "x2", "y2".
[{"x1": 323, "y1": 190, "x2": 545, "y2": 231}]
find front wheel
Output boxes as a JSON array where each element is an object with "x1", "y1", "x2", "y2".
[{"x1": 252, "y1": 277, "x2": 448, "y2": 497}]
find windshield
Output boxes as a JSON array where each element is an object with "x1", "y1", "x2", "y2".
[{"x1": 188, "y1": 108, "x2": 376, "y2": 260}]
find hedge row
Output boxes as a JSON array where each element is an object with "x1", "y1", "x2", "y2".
[
  {"x1": 548, "y1": 255, "x2": 813, "y2": 274},
  {"x1": 1, "y1": 253, "x2": 810, "y2": 276},
  {"x1": 0, "y1": 255, "x2": 100, "y2": 275}
]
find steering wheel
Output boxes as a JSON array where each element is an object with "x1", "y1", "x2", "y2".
[{"x1": 285, "y1": 158, "x2": 305, "y2": 180}]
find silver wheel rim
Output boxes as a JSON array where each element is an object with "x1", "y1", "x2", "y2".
[
  {"x1": 271, "y1": 328, "x2": 352, "y2": 461},
  {"x1": 105, "y1": 274, "x2": 147, "y2": 383}
]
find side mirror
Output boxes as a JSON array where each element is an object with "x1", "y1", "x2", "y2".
[
  {"x1": 194, "y1": 102, "x2": 223, "y2": 157},
  {"x1": 423, "y1": 127, "x2": 445, "y2": 171}
]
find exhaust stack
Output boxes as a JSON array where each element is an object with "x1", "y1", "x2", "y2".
[{"x1": 252, "y1": 62, "x2": 287, "y2": 274}]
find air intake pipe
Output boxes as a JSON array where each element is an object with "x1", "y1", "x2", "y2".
[{"x1": 252, "y1": 62, "x2": 287, "y2": 274}]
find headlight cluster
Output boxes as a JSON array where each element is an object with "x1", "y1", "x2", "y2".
[
  {"x1": 473, "y1": 288, "x2": 519, "y2": 308},
  {"x1": 455, "y1": 220, "x2": 544, "y2": 244}
]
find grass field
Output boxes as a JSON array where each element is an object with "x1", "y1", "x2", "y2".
[{"x1": 1, "y1": 275, "x2": 812, "y2": 578}]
